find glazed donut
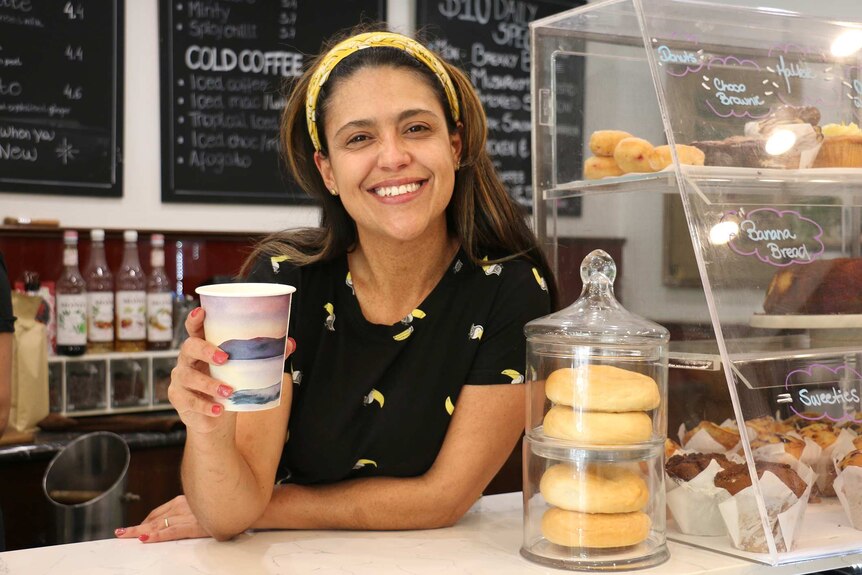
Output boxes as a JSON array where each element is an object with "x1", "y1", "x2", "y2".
[
  {"x1": 543, "y1": 406, "x2": 653, "y2": 444},
  {"x1": 613, "y1": 137, "x2": 656, "y2": 173},
  {"x1": 648, "y1": 144, "x2": 706, "y2": 171},
  {"x1": 583, "y1": 156, "x2": 623, "y2": 180},
  {"x1": 539, "y1": 463, "x2": 649, "y2": 514},
  {"x1": 589, "y1": 130, "x2": 633, "y2": 157},
  {"x1": 541, "y1": 507, "x2": 651, "y2": 548},
  {"x1": 545, "y1": 365, "x2": 660, "y2": 412}
]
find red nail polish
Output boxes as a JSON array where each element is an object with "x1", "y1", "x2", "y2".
[
  {"x1": 190, "y1": 307, "x2": 202, "y2": 318},
  {"x1": 217, "y1": 384, "x2": 233, "y2": 398},
  {"x1": 213, "y1": 350, "x2": 228, "y2": 364},
  {"x1": 212, "y1": 404, "x2": 223, "y2": 415},
  {"x1": 287, "y1": 337, "x2": 296, "y2": 354},
  {"x1": 115, "y1": 528, "x2": 126, "y2": 537},
  {"x1": 139, "y1": 534, "x2": 149, "y2": 542}
]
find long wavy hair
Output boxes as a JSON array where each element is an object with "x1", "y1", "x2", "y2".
[{"x1": 242, "y1": 24, "x2": 557, "y2": 307}]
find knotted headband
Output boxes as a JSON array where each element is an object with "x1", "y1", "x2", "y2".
[{"x1": 305, "y1": 31, "x2": 461, "y2": 152}]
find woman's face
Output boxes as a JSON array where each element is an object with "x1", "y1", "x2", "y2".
[{"x1": 314, "y1": 66, "x2": 461, "y2": 246}]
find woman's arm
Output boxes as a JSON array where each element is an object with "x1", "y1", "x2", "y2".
[{"x1": 252, "y1": 382, "x2": 524, "y2": 530}]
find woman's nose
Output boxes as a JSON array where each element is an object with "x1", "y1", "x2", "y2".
[{"x1": 377, "y1": 135, "x2": 410, "y2": 170}]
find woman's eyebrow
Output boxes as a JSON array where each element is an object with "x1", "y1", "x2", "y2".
[{"x1": 333, "y1": 108, "x2": 438, "y2": 139}]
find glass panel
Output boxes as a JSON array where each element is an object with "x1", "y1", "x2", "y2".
[
  {"x1": 65, "y1": 360, "x2": 107, "y2": 412},
  {"x1": 110, "y1": 357, "x2": 149, "y2": 408}
]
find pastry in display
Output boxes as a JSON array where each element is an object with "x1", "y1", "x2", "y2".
[
  {"x1": 692, "y1": 105, "x2": 823, "y2": 169},
  {"x1": 813, "y1": 122, "x2": 862, "y2": 167},
  {"x1": 583, "y1": 155, "x2": 624, "y2": 180},
  {"x1": 543, "y1": 406, "x2": 652, "y2": 444},
  {"x1": 541, "y1": 507, "x2": 651, "y2": 548},
  {"x1": 665, "y1": 438, "x2": 682, "y2": 459},
  {"x1": 750, "y1": 433, "x2": 806, "y2": 460},
  {"x1": 745, "y1": 415, "x2": 791, "y2": 435},
  {"x1": 613, "y1": 137, "x2": 657, "y2": 173},
  {"x1": 544, "y1": 365, "x2": 660, "y2": 412},
  {"x1": 682, "y1": 421, "x2": 741, "y2": 452},
  {"x1": 540, "y1": 463, "x2": 649, "y2": 514},
  {"x1": 783, "y1": 411, "x2": 825, "y2": 429},
  {"x1": 589, "y1": 130, "x2": 633, "y2": 157},
  {"x1": 763, "y1": 258, "x2": 862, "y2": 315},
  {"x1": 714, "y1": 461, "x2": 807, "y2": 499},
  {"x1": 665, "y1": 452, "x2": 733, "y2": 482},
  {"x1": 797, "y1": 422, "x2": 838, "y2": 449},
  {"x1": 648, "y1": 144, "x2": 705, "y2": 171},
  {"x1": 838, "y1": 449, "x2": 862, "y2": 472}
]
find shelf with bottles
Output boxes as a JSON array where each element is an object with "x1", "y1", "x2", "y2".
[{"x1": 48, "y1": 349, "x2": 179, "y2": 416}]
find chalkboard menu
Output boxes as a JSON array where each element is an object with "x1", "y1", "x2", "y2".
[
  {"x1": 0, "y1": 0, "x2": 124, "y2": 197},
  {"x1": 418, "y1": 0, "x2": 584, "y2": 213},
  {"x1": 160, "y1": 0, "x2": 385, "y2": 204}
]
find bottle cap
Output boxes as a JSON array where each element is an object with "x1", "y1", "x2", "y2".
[
  {"x1": 151, "y1": 233, "x2": 165, "y2": 247},
  {"x1": 63, "y1": 230, "x2": 78, "y2": 243},
  {"x1": 91, "y1": 229, "x2": 105, "y2": 241},
  {"x1": 123, "y1": 230, "x2": 138, "y2": 242}
]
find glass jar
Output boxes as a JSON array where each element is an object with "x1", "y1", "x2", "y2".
[{"x1": 521, "y1": 250, "x2": 670, "y2": 571}]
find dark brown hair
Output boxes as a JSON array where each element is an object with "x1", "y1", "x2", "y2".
[{"x1": 242, "y1": 24, "x2": 557, "y2": 308}]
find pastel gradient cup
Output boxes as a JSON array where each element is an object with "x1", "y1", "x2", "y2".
[{"x1": 195, "y1": 283, "x2": 295, "y2": 411}]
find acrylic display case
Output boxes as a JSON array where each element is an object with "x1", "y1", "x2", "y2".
[
  {"x1": 530, "y1": 0, "x2": 862, "y2": 567},
  {"x1": 48, "y1": 351, "x2": 178, "y2": 416}
]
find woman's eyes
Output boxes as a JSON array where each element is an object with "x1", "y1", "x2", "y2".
[
  {"x1": 405, "y1": 124, "x2": 430, "y2": 134},
  {"x1": 344, "y1": 125, "x2": 430, "y2": 145},
  {"x1": 346, "y1": 134, "x2": 370, "y2": 145}
]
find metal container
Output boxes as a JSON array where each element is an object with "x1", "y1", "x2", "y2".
[
  {"x1": 521, "y1": 250, "x2": 670, "y2": 571},
  {"x1": 42, "y1": 431, "x2": 130, "y2": 544}
]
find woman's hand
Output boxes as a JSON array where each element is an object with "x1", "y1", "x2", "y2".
[
  {"x1": 168, "y1": 307, "x2": 235, "y2": 434},
  {"x1": 115, "y1": 495, "x2": 210, "y2": 543}
]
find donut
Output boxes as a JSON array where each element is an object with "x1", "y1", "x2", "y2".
[
  {"x1": 648, "y1": 144, "x2": 706, "y2": 171},
  {"x1": 613, "y1": 137, "x2": 656, "y2": 173},
  {"x1": 541, "y1": 507, "x2": 651, "y2": 548},
  {"x1": 543, "y1": 406, "x2": 653, "y2": 444},
  {"x1": 539, "y1": 463, "x2": 649, "y2": 514},
  {"x1": 589, "y1": 130, "x2": 633, "y2": 157},
  {"x1": 545, "y1": 365, "x2": 660, "y2": 412},
  {"x1": 682, "y1": 421, "x2": 740, "y2": 451},
  {"x1": 583, "y1": 156, "x2": 623, "y2": 180}
]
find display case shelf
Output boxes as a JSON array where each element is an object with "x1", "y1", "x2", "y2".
[
  {"x1": 48, "y1": 350, "x2": 178, "y2": 416},
  {"x1": 531, "y1": 0, "x2": 862, "y2": 566}
]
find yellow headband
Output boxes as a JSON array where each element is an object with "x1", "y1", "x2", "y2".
[{"x1": 305, "y1": 31, "x2": 461, "y2": 152}]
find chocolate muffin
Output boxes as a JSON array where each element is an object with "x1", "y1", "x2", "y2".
[
  {"x1": 666, "y1": 452, "x2": 733, "y2": 482},
  {"x1": 714, "y1": 461, "x2": 807, "y2": 498}
]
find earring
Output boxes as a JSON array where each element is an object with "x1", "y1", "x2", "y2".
[
  {"x1": 454, "y1": 160, "x2": 461, "y2": 172},
  {"x1": 329, "y1": 188, "x2": 338, "y2": 196}
]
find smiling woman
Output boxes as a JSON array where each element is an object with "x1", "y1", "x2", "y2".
[{"x1": 118, "y1": 25, "x2": 557, "y2": 545}]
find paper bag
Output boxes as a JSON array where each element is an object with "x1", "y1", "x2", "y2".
[{"x1": 9, "y1": 292, "x2": 49, "y2": 433}]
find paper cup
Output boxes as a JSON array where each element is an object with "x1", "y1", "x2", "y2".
[{"x1": 196, "y1": 283, "x2": 295, "y2": 411}]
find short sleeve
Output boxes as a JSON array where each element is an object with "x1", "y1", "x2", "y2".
[
  {"x1": 0, "y1": 253, "x2": 15, "y2": 333},
  {"x1": 465, "y1": 260, "x2": 551, "y2": 385}
]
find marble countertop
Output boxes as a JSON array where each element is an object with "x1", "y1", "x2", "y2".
[{"x1": 1, "y1": 493, "x2": 860, "y2": 575}]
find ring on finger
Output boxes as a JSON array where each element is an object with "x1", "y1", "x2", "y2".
[{"x1": 164, "y1": 517, "x2": 170, "y2": 528}]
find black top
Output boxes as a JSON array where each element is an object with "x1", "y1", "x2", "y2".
[
  {"x1": 0, "y1": 253, "x2": 15, "y2": 333},
  {"x1": 246, "y1": 248, "x2": 551, "y2": 485}
]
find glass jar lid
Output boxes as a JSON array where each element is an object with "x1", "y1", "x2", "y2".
[{"x1": 525, "y1": 249, "x2": 669, "y2": 345}]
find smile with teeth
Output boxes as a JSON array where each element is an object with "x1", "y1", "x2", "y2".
[{"x1": 373, "y1": 181, "x2": 422, "y2": 197}]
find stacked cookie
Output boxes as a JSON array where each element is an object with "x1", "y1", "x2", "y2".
[{"x1": 539, "y1": 364, "x2": 661, "y2": 548}]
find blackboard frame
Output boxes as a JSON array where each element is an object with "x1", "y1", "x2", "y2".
[
  {"x1": 416, "y1": 0, "x2": 585, "y2": 216},
  {"x1": 158, "y1": 0, "x2": 385, "y2": 206},
  {"x1": 0, "y1": 0, "x2": 125, "y2": 198}
]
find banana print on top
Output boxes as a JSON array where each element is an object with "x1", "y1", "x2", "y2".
[{"x1": 247, "y1": 247, "x2": 551, "y2": 486}]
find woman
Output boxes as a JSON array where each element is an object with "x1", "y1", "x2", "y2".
[{"x1": 118, "y1": 27, "x2": 555, "y2": 542}]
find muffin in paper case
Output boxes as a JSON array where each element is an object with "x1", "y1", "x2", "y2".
[
  {"x1": 830, "y1": 430, "x2": 862, "y2": 530},
  {"x1": 678, "y1": 420, "x2": 740, "y2": 454},
  {"x1": 717, "y1": 463, "x2": 816, "y2": 553},
  {"x1": 666, "y1": 458, "x2": 733, "y2": 536}
]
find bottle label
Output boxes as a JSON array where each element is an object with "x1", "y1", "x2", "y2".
[
  {"x1": 151, "y1": 250, "x2": 165, "y2": 268},
  {"x1": 116, "y1": 290, "x2": 146, "y2": 341},
  {"x1": 147, "y1": 292, "x2": 174, "y2": 342},
  {"x1": 63, "y1": 250, "x2": 78, "y2": 267},
  {"x1": 87, "y1": 292, "x2": 115, "y2": 342},
  {"x1": 56, "y1": 293, "x2": 87, "y2": 345}
]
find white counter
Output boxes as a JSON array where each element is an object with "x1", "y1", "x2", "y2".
[{"x1": 1, "y1": 493, "x2": 860, "y2": 574}]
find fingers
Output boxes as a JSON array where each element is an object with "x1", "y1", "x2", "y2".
[
  {"x1": 286, "y1": 336, "x2": 296, "y2": 358},
  {"x1": 185, "y1": 306, "x2": 205, "y2": 339},
  {"x1": 115, "y1": 496, "x2": 209, "y2": 543},
  {"x1": 178, "y1": 335, "x2": 228, "y2": 369}
]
